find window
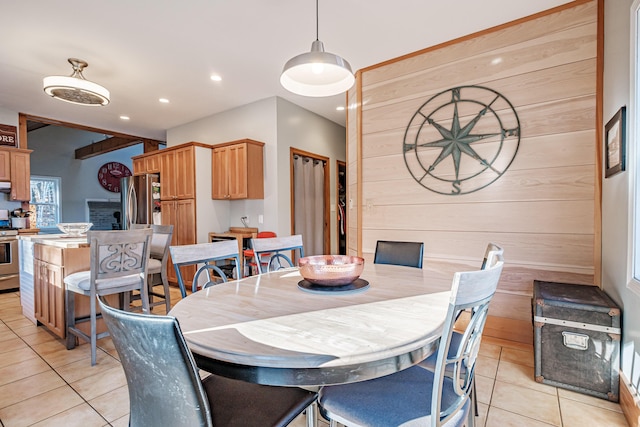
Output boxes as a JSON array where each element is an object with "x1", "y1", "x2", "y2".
[
  {"x1": 29, "y1": 176, "x2": 61, "y2": 230},
  {"x1": 630, "y1": 0, "x2": 640, "y2": 294}
]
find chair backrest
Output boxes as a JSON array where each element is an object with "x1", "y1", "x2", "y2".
[
  {"x1": 98, "y1": 298, "x2": 213, "y2": 427},
  {"x1": 88, "y1": 228, "x2": 153, "y2": 293},
  {"x1": 251, "y1": 234, "x2": 305, "y2": 274},
  {"x1": 432, "y1": 252, "x2": 504, "y2": 425},
  {"x1": 481, "y1": 242, "x2": 503, "y2": 270},
  {"x1": 373, "y1": 240, "x2": 424, "y2": 269},
  {"x1": 170, "y1": 240, "x2": 241, "y2": 295}
]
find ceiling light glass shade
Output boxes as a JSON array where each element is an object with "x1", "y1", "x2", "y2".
[
  {"x1": 281, "y1": 40, "x2": 354, "y2": 97},
  {"x1": 43, "y1": 58, "x2": 110, "y2": 106}
]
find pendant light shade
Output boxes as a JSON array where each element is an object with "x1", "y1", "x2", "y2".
[
  {"x1": 280, "y1": 1, "x2": 354, "y2": 97},
  {"x1": 43, "y1": 58, "x2": 110, "y2": 106}
]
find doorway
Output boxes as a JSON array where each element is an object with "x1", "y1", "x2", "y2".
[{"x1": 290, "y1": 148, "x2": 330, "y2": 256}]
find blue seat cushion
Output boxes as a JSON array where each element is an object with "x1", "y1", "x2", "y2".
[
  {"x1": 319, "y1": 365, "x2": 469, "y2": 427},
  {"x1": 418, "y1": 331, "x2": 464, "y2": 373}
]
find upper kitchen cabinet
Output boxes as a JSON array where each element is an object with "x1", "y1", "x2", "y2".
[
  {"x1": 211, "y1": 139, "x2": 264, "y2": 200},
  {"x1": 133, "y1": 154, "x2": 160, "y2": 175},
  {"x1": 0, "y1": 148, "x2": 32, "y2": 201}
]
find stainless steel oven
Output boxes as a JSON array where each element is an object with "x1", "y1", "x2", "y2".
[{"x1": 0, "y1": 231, "x2": 19, "y2": 291}]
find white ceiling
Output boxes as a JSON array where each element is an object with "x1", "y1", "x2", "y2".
[{"x1": 1, "y1": 0, "x2": 572, "y2": 141}]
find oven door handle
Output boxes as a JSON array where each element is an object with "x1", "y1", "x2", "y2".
[{"x1": 0, "y1": 273, "x2": 19, "y2": 281}]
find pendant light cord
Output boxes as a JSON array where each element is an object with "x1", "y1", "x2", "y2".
[{"x1": 315, "y1": 0, "x2": 319, "y2": 41}]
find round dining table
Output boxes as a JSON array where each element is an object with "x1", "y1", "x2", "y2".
[{"x1": 168, "y1": 263, "x2": 453, "y2": 387}]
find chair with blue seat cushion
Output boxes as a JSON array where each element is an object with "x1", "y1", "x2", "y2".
[
  {"x1": 318, "y1": 251, "x2": 504, "y2": 427},
  {"x1": 64, "y1": 228, "x2": 153, "y2": 365},
  {"x1": 98, "y1": 297, "x2": 317, "y2": 427},
  {"x1": 251, "y1": 234, "x2": 305, "y2": 274},
  {"x1": 419, "y1": 242, "x2": 504, "y2": 419},
  {"x1": 170, "y1": 239, "x2": 242, "y2": 297},
  {"x1": 373, "y1": 240, "x2": 424, "y2": 269}
]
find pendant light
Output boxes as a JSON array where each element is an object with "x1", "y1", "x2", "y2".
[
  {"x1": 43, "y1": 58, "x2": 110, "y2": 106},
  {"x1": 280, "y1": 0, "x2": 354, "y2": 97}
]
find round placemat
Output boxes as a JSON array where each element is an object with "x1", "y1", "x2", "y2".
[{"x1": 297, "y1": 278, "x2": 369, "y2": 294}]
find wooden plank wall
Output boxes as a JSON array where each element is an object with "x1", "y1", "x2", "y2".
[{"x1": 347, "y1": 0, "x2": 599, "y2": 344}]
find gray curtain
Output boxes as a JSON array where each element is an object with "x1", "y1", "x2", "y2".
[{"x1": 293, "y1": 155, "x2": 324, "y2": 256}]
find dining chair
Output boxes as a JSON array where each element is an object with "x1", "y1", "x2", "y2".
[
  {"x1": 252, "y1": 234, "x2": 305, "y2": 274},
  {"x1": 318, "y1": 251, "x2": 504, "y2": 427},
  {"x1": 419, "y1": 242, "x2": 504, "y2": 420},
  {"x1": 130, "y1": 224, "x2": 174, "y2": 311},
  {"x1": 170, "y1": 239, "x2": 242, "y2": 297},
  {"x1": 243, "y1": 230, "x2": 277, "y2": 275},
  {"x1": 64, "y1": 228, "x2": 153, "y2": 365},
  {"x1": 373, "y1": 240, "x2": 424, "y2": 268},
  {"x1": 97, "y1": 297, "x2": 318, "y2": 427}
]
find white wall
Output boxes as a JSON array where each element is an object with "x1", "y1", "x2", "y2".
[
  {"x1": 276, "y1": 97, "x2": 346, "y2": 253},
  {"x1": 601, "y1": 0, "x2": 640, "y2": 391},
  {"x1": 166, "y1": 97, "x2": 277, "y2": 233},
  {"x1": 28, "y1": 125, "x2": 142, "y2": 224},
  {"x1": 167, "y1": 96, "x2": 347, "y2": 251}
]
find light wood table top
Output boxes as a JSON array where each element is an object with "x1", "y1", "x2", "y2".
[{"x1": 169, "y1": 263, "x2": 452, "y2": 387}]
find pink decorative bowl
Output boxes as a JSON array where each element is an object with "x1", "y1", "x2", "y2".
[{"x1": 298, "y1": 255, "x2": 365, "y2": 286}]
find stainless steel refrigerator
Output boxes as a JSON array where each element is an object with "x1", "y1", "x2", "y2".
[{"x1": 120, "y1": 174, "x2": 161, "y2": 229}]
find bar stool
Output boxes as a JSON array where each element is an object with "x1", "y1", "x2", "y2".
[{"x1": 64, "y1": 228, "x2": 153, "y2": 365}]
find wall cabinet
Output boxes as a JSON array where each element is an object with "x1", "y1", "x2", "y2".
[
  {"x1": 0, "y1": 148, "x2": 32, "y2": 201},
  {"x1": 11, "y1": 150, "x2": 31, "y2": 201},
  {"x1": 211, "y1": 139, "x2": 264, "y2": 200},
  {"x1": 133, "y1": 142, "x2": 213, "y2": 287},
  {"x1": 133, "y1": 155, "x2": 160, "y2": 175}
]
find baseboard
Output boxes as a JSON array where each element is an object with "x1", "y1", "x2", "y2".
[{"x1": 620, "y1": 371, "x2": 640, "y2": 427}]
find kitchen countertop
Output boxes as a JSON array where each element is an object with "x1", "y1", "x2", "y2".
[{"x1": 18, "y1": 234, "x2": 89, "y2": 248}]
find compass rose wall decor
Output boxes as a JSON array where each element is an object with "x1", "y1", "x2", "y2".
[{"x1": 403, "y1": 85, "x2": 520, "y2": 195}]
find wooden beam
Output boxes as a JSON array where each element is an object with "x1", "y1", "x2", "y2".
[
  {"x1": 75, "y1": 136, "x2": 143, "y2": 159},
  {"x1": 143, "y1": 139, "x2": 160, "y2": 153}
]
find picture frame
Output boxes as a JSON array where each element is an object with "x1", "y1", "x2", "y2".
[{"x1": 605, "y1": 106, "x2": 626, "y2": 178}]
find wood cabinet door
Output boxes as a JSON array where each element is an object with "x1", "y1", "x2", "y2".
[
  {"x1": 228, "y1": 143, "x2": 248, "y2": 199},
  {"x1": 160, "y1": 150, "x2": 176, "y2": 200},
  {"x1": 211, "y1": 147, "x2": 229, "y2": 199},
  {"x1": 174, "y1": 146, "x2": 195, "y2": 199},
  {"x1": 146, "y1": 155, "x2": 161, "y2": 173},
  {"x1": 34, "y1": 260, "x2": 65, "y2": 338},
  {"x1": 133, "y1": 157, "x2": 146, "y2": 175},
  {"x1": 161, "y1": 199, "x2": 196, "y2": 285},
  {"x1": 0, "y1": 150, "x2": 10, "y2": 181},
  {"x1": 161, "y1": 200, "x2": 178, "y2": 283},
  {"x1": 10, "y1": 151, "x2": 30, "y2": 201},
  {"x1": 33, "y1": 259, "x2": 46, "y2": 325}
]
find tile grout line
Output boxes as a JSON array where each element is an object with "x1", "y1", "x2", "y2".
[{"x1": 0, "y1": 305, "x2": 115, "y2": 426}]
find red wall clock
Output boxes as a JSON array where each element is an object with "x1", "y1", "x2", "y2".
[{"x1": 97, "y1": 161, "x2": 131, "y2": 192}]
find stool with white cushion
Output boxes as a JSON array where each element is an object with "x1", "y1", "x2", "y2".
[{"x1": 64, "y1": 228, "x2": 153, "y2": 365}]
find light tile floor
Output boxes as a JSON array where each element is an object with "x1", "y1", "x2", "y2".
[{"x1": 0, "y1": 288, "x2": 630, "y2": 427}]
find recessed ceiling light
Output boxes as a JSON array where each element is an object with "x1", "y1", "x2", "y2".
[
  {"x1": 210, "y1": 75, "x2": 222, "y2": 82},
  {"x1": 120, "y1": 115, "x2": 130, "y2": 120},
  {"x1": 159, "y1": 98, "x2": 170, "y2": 103},
  {"x1": 336, "y1": 106, "x2": 345, "y2": 111}
]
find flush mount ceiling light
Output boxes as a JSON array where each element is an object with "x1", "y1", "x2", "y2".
[
  {"x1": 43, "y1": 58, "x2": 110, "y2": 106},
  {"x1": 280, "y1": 0, "x2": 354, "y2": 97}
]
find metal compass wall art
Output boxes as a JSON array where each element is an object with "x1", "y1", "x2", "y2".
[{"x1": 403, "y1": 85, "x2": 520, "y2": 195}]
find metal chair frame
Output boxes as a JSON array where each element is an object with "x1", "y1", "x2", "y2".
[
  {"x1": 170, "y1": 239, "x2": 241, "y2": 297},
  {"x1": 251, "y1": 235, "x2": 305, "y2": 274}
]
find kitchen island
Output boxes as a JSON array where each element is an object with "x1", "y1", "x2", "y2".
[{"x1": 19, "y1": 235, "x2": 95, "y2": 339}]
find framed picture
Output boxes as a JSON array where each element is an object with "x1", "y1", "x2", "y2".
[{"x1": 605, "y1": 106, "x2": 626, "y2": 178}]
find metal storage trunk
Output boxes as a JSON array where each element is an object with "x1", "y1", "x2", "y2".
[{"x1": 533, "y1": 280, "x2": 621, "y2": 401}]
